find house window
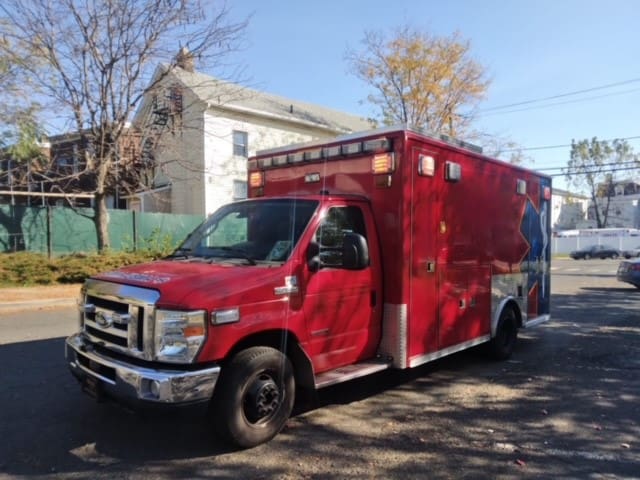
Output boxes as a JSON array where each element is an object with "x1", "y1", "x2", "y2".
[
  {"x1": 233, "y1": 130, "x2": 248, "y2": 157},
  {"x1": 233, "y1": 179, "x2": 247, "y2": 200}
]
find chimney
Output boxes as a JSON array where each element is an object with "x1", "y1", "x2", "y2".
[{"x1": 175, "y1": 47, "x2": 195, "y2": 73}]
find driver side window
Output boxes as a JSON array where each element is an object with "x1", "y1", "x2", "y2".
[{"x1": 315, "y1": 206, "x2": 366, "y2": 268}]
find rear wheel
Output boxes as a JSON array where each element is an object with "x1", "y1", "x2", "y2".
[
  {"x1": 211, "y1": 347, "x2": 295, "y2": 448},
  {"x1": 486, "y1": 307, "x2": 518, "y2": 360}
]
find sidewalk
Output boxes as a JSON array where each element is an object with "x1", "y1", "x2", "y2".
[{"x1": 0, "y1": 284, "x2": 81, "y2": 313}]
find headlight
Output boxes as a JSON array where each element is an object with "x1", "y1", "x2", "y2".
[{"x1": 154, "y1": 309, "x2": 206, "y2": 363}]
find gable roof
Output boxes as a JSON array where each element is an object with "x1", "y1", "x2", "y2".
[{"x1": 167, "y1": 67, "x2": 372, "y2": 134}]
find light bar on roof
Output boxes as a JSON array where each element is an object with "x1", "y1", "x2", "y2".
[
  {"x1": 363, "y1": 138, "x2": 391, "y2": 153},
  {"x1": 305, "y1": 149, "x2": 322, "y2": 161},
  {"x1": 273, "y1": 155, "x2": 288, "y2": 166},
  {"x1": 288, "y1": 152, "x2": 305, "y2": 163},
  {"x1": 341, "y1": 142, "x2": 362, "y2": 155},
  {"x1": 258, "y1": 158, "x2": 272, "y2": 168},
  {"x1": 323, "y1": 146, "x2": 341, "y2": 158}
]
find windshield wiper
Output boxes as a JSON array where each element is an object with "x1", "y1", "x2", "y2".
[
  {"x1": 165, "y1": 248, "x2": 193, "y2": 259},
  {"x1": 209, "y1": 246, "x2": 257, "y2": 265}
]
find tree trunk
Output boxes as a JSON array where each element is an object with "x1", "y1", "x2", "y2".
[{"x1": 94, "y1": 192, "x2": 110, "y2": 252}]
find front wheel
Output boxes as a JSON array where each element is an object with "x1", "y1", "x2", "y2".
[
  {"x1": 211, "y1": 347, "x2": 295, "y2": 448},
  {"x1": 486, "y1": 307, "x2": 518, "y2": 360}
]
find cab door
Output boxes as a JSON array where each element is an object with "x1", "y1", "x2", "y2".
[{"x1": 301, "y1": 202, "x2": 382, "y2": 373}]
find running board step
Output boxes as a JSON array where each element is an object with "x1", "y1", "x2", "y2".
[{"x1": 314, "y1": 359, "x2": 392, "y2": 389}]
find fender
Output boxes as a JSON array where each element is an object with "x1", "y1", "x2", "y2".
[{"x1": 491, "y1": 297, "x2": 523, "y2": 338}]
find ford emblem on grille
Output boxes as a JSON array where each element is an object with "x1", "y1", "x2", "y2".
[{"x1": 95, "y1": 311, "x2": 113, "y2": 328}]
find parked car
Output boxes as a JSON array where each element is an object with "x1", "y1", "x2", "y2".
[
  {"x1": 617, "y1": 258, "x2": 640, "y2": 288},
  {"x1": 622, "y1": 245, "x2": 640, "y2": 259},
  {"x1": 569, "y1": 244, "x2": 621, "y2": 260}
]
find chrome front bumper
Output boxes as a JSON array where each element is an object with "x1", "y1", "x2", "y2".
[{"x1": 65, "y1": 333, "x2": 220, "y2": 404}]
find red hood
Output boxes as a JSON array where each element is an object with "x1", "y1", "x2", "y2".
[{"x1": 94, "y1": 260, "x2": 292, "y2": 310}]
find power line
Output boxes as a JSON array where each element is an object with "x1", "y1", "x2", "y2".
[
  {"x1": 502, "y1": 135, "x2": 640, "y2": 153},
  {"x1": 549, "y1": 165, "x2": 640, "y2": 177},
  {"x1": 478, "y1": 77, "x2": 640, "y2": 114},
  {"x1": 479, "y1": 87, "x2": 640, "y2": 117},
  {"x1": 538, "y1": 160, "x2": 640, "y2": 172}
]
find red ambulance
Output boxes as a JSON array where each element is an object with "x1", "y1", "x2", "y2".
[{"x1": 66, "y1": 126, "x2": 551, "y2": 447}]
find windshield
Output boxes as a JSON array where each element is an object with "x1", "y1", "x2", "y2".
[{"x1": 171, "y1": 199, "x2": 319, "y2": 264}]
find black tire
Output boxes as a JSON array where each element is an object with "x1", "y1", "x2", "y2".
[
  {"x1": 211, "y1": 346, "x2": 295, "y2": 448},
  {"x1": 486, "y1": 307, "x2": 518, "y2": 361}
]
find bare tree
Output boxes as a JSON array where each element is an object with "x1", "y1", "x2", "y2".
[
  {"x1": 0, "y1": 0, "x2": 247, "y2": 251},
  {"x1": 474, "y1": 133, "x2": 534, "y2": 166},
  {"x1": 565, "y1": 137, "x2": 638, "y2": 228},
  {"x1": 345, "y1": 25, "x2": 489, "y2": 138}
]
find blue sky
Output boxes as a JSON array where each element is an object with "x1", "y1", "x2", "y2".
[{"x1": 228, "y1": 0, "x2": 640, "y2": 191}]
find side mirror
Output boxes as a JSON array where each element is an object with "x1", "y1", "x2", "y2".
[
  {"x1": 342, "y1": 233, "x2": 369, "y2": 270},
  {"x1": 306, "y1": 241, "x2": 321, "y2": 272}
]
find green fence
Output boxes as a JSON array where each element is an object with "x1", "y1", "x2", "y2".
[{"x1": 0, "y1": 205, "x2": 204, "y2": 256}]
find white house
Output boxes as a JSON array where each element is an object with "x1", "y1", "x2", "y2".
[
  {"x1": 587, "y1": 179, "x2": 640, "y2": 228},
  {"x1": 551, "y1": 188, "x2": 590, "y2": 231},
  {"x1": 130, "y1": 52, "x2": 371, "y2": 215}
]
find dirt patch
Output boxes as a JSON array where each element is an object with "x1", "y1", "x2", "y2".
[{"x1": 0, "y1": 284, "x2": 81, "y2": 302}]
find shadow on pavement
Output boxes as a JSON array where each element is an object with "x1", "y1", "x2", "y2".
[{"x1": 0, "y1": 283, "x2": 638, "y2": 479}]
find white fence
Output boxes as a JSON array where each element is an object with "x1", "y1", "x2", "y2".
[{"x1": 552, "y1": 234, "x2": 640, "y2": 255}]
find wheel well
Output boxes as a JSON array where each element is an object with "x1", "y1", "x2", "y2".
[
  {"x1": 493, "y1": 299, "x2": 523, "y2": 337},
  {"x1": 225, "y1": 330, "x2": 315, "y2": 393},
  {"x1": 505, "y1": 300, "x2": 523, "y2": 328}
]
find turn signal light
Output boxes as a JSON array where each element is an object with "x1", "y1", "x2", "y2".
[
  {"x1": 372, "y1": 153, "x2": 395, "y2": 174},
  {"x1": 249, "y1": 171, "x2": 264, "y2": 188}
]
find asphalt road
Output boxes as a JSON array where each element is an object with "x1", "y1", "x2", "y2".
[{"x1": 0, "y1": 259, "x2": 638, "y2": 479}]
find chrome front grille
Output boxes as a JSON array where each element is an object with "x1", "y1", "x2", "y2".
[{"x1": 80, "y1": 279, "x2": 160, "y2": 360}]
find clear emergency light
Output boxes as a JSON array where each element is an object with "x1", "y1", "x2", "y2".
[
  {"x1": 516, "y1": 179, "x2": 527, "y2": 195},
  {"x1": 418, "y1": 154, "x2": 435, "y2": 177},
  {"x1": 444, "y1": 161, "x2": 462, "y2": 182}
]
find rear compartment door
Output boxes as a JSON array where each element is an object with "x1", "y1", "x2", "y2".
[
  {"x1": 409, "y1": 147, "x2": 440, "y2": 357},
  {"x1": 438, "y1": 265, "x2": 491, "y2": 348}
]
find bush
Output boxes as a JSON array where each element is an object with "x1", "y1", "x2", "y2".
[{"x1": 0, "y1": 250, "x2": 163, "y2": 286}]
